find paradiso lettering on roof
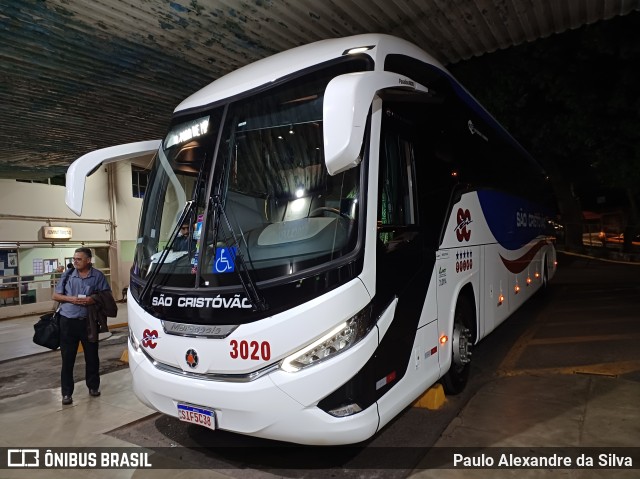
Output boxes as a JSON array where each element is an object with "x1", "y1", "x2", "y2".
[{"x1": 42, "y1": 226, "x2": 72, "y2": 239}]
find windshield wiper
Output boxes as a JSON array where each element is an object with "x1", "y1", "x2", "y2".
[
  {"x1": 140, "y1": 200, "x2": 195, "y2": 303},
  {"x1": 210, "y1": 195, "x2": 268, "y2": 312}
]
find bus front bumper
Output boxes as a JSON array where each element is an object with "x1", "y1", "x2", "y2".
[{"x1": 128, "y1": 333, "x2": 380, "y2": 445}]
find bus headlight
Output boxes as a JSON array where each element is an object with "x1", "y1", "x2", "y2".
[{"x1": 280, "y1": 305, "x2": 373, "y2": 372}]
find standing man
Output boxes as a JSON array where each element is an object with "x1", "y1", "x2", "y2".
[{"x1": 52, "y1": 247, "x2": 111, "y2": 405}]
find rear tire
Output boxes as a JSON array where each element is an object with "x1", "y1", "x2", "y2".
[
  {"x1": 538, "y1": 261, "x2": 549, "y2": 295},
  {"x1": 441, "y1": 295, "x2": 474, "y2": 395}
]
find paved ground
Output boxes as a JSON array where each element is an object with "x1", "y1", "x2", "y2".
[{"x1": 0, "y1": 327, "x2": 129, "y2": 400}]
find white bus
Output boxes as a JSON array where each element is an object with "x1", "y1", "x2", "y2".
[{"x1": 66, "y1": 34, "x2": 556, "y2": 445}]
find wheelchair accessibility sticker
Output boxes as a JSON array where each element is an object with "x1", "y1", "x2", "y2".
[{"x1": 214, "y1": 247, "x2": 237, "y2": 273}]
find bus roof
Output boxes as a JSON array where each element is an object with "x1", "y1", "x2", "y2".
[
  {"x1": 174, "y1": 33, "x2": 444, "y2": 113},
  {"x1": 173, "y1": 33, "x2": 541, "y2": 175}
]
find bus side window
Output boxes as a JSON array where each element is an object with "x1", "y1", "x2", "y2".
[{"x1": 378, "y1": 111, "x2": 419, "y2": 250}]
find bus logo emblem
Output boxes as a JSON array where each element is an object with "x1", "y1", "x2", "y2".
[
  {"x1": 142, "y1": 329, "x2": 158, "y2": 349},
  {"x1": 185, "y1": 349, "x2": 199, "y2": 368},
  {"x1": 455, "y1": 208, "x2": 472, "y2": 242}
]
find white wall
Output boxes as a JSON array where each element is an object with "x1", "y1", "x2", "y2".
[
  {"x1": 0, "y1": 158, "x2": 150, "y2": 319},
  {"x1": 113, "y1": 157, "x2": 153, "y2": 292},
  {"x1": 115, "y1": 159, "x2": 150, "y2": 240},
  {"x1": 0, "y1": 170, "x2": 111, "y2": 242}
]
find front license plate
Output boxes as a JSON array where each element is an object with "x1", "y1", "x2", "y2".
[{"x1": 177, "y1": 403, "x2": 216, "y2": 430}]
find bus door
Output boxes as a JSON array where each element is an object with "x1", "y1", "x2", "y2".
[{"x1": 372, "y1": 104, "x2": 435, "y2": 395}]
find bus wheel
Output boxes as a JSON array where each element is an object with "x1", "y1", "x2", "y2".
[
  {"x1": 442, "y1": 296, "x2": 474, "y2": 395},
  {"x1": 538, "y1": 261, "x2": 549, "y2": 295}
]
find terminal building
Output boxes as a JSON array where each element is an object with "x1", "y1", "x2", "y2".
[
  {"x1": 0, "y1": 2, "x2": 639, "y2": 473},
  {"x1": 0, "y1": 157, "x2": 152, "y2": 318}
]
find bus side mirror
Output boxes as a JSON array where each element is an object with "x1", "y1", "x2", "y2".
[
  {"x1": 65, "y1": 140, "x2": 161, "y2": 215},
  {"x1": 323, "y1": 71, "x2": 428, "y2": 175}
]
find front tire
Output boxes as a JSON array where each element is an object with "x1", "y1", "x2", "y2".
[{"x1": 441, "y1": 295, "x2": 474, "y2": 395}]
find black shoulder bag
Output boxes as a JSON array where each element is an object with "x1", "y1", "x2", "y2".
[
  {"x1": 33, "y1": 272, "x2": 68, "y2": 350},
  {"x1": 33, "y1": 309, "x2": 61, "y2": 350}
]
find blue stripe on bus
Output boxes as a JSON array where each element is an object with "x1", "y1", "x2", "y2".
[{"x1": 477, "y1": 189, "x2": 547, "y2": 250}]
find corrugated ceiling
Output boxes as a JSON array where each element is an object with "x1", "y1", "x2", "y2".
[{"x1": 0, "y1": 0, "x2": 638, "y2": 178}]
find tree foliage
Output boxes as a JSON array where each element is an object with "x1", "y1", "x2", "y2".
[{"x1": 449, "y1": 12, "x2": 640, "y2": 248}]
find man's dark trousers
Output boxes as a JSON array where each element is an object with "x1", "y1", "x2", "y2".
[{"x1": 60, "y1": 315, "x2": 99, "y2": 397}]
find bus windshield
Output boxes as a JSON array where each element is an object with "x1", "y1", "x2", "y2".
[{"x1": 133, "y1": 60, "x2": 367, "y2": 291}]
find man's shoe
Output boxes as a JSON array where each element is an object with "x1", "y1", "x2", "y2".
[
  {"x1": 62, "y1": 395, "x2": 73, "y2": 405},
  {"x1": 89, "y1": 389, "x2": 101, "y2": 397}
]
